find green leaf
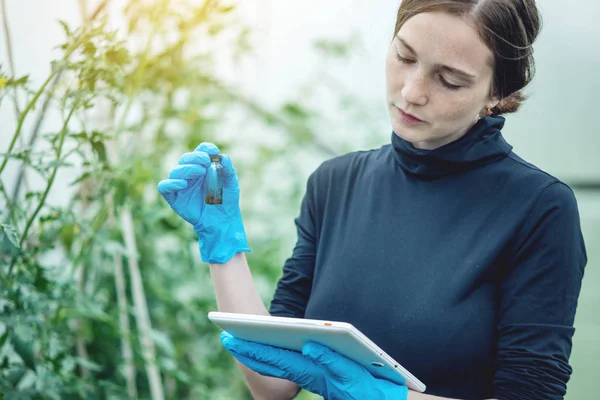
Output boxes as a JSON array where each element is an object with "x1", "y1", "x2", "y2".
[
  {"x1": 69, "y1": 171, "x2": 93, "y2": 186},
  {"x1": 33, "y1": 267, "x2": 51, "y2": 292},
  {"x1": 25, "y1": 191, "x2": 42, "y2": 201},
  {"x1": 69, "y1": 132, "x2": 89, "y2": 141},
  {"x1": 12, "y1": 75, "x2": 30, "y2": 86},
  {"x1": 102, "y1": 240, "x2": 128, "y2": 256},
  {"x1": 65, "y1": 305, "x2": 112, "y2": 324},
  {"x1": 207, "y1": 22, "x2": 225, "y2": 36},
  {"x1": 314, "y1": 39, "x2": 352, "y2": 58},
  {"x1": 0, "y1": 329, "x2": 9, "y2": 349},
  {"x1": 282, "y1": 102, "x2": 309, "y2": 119},
  {"x1": 74, "y1": 357, "x2": 103, "y2": 372},
  {"x1": 0, "y1": 224, "x2": 20, "y2": 249},
  {"x1": 46, "y1": 160, "x2": 73, "y2": 169},
  {"x1": 4, "y1": 366, "x2": 27, "y2": 387},
  {"x1": 219, "y1": 5, "x2": 236, "y2": 13},
  {"x1": 150, "y1": 329, "x2": 176, "y2": 357},
  {"x1": 91, "y1": 140, "x2": 107, "y2": 163},
  {"x1": 50, "y1": 60, "x2": 67, "y2": 74},
  {"x1": 12, "y1": 331, "x2": 36, "y2": 370},
  {"x1": 105, "y1": 48, "x2": 129, "y2": 66},
  {"x1": 83, "y1": 42, "x2": 96, "y2": 57},
  {"x1": 58, "y1": 20, "x2": 71, "y2": 37}
]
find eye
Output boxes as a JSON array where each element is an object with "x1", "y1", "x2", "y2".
[
  {"x1": 438, "y1": 75, "x2": 462, "y2": 91},
  {"x1": 395, "y1": 53, "x2": 414, "y2": 64}
]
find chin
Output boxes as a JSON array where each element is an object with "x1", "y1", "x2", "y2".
[{"x1": 392, "y1": 124, "x2": 424, "y2": 143}]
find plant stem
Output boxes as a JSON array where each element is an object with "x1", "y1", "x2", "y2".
[
  {"x1": 0, "y1": 73, "x2": 56, "y2": 177},
  {"x1": 120, "y1": 206, "x2": 165, "y2": 400},
  {"x1": 8, "y1": 105, "x2": 76, "y2": 274},
  {"x1": 18, "y1": 104, "x2": 75, "y2": 246},
  {"x1": 7, "y1": 0, "x2": 105, "y2": 213},
  {"x1": 0, "y1": 1, "x2": 29, "y2": 203},
  {"x1": 1, "y1": 0, "x2": 21, "y2": 117},
  {"x1": 78, "y1": 0, "x2": 89, "y2": 27},
  {"x1": 75, "y1": 266, "x2": 91, "y2": 379},
  {"x1": 0, "y1": 180, "x2": 14, "y2": 223},
  {"x1": 9, "y1": 71, "x2": 64, "y2": 211},
  {"x1": 111, "y1": 215, "x2": 138, "y2": 399},
  {"x1": 0, "y1": 23, "x2": 81, "y2": 179}
]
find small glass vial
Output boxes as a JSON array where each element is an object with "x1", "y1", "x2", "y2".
[{"x1": 204, "y1": 154, "x2": 223, "y2": 205}]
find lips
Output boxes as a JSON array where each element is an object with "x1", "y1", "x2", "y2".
[
  {"x1": 397, "y1": 107, "x2": 423, "y2": 122},
  {"x1": 395, "y1": 106, "x2": 425, "y2": 124}
]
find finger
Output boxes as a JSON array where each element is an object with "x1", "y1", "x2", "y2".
[
  {"x1": 178, "y1": 151, "x2": 211, "y2": 166},
  {"x1": 168, "y1": 164, "x2": 207, "y2": 180},
  {"x1": 221, "y1": 334, "x2": 281, "y2": 362},
  {"x1": 227, "y1": 349, "x2": 287, "y2": 379},
  {"x1": 157, "y1": 179, "x2": 188, "y2": 203},
  {"x1": 221, "y1": 334, "x2": 312, "y2": 374},
  {"x1": 219, "y1": 154, "x2": 239, "y2": 190},
  {"x1": 302, "y1": 342, "x2": 354, "y2": 382},
  {"x1": 195, "y1": 142, "x2": 220, "y2": 155},
  {"x1": 219, "y1": 154, "x2": 236, "y2": 174}
]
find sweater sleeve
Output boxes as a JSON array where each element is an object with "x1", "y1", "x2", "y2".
[
  {"x1": 493, "y1": 182, "x2": 587, "y2": 400},
  {"x1": 268, "y1": 169, "x2": 320, "y2": 318}
]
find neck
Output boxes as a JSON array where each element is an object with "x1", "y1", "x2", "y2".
[
  {"x1": 390, "y1": 115, "x2": 512, "y2": 180},
  {"x1": 410, "y1": 116, "x2": 482, "y2": 150}
]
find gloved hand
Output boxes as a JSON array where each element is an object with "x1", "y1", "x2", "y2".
[
  {"x1": 220, "y1": 331, "x2": 409, "y2": 400},
  {"x1": 157, "y1": 142, "x2": 250, "y2": 264}
]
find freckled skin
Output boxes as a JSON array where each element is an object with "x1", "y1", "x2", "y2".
[{"x1": 385, "y1": 11, "x2": 499, "y2": 150}]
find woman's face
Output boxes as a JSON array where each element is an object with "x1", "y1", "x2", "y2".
[{"x1": 386, "y1": 11, "x2": 498, "y2": 150}]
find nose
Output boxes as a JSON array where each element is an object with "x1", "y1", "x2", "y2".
[{"x1": 401, "y1": 70, "x2": 428, "y2": 106}]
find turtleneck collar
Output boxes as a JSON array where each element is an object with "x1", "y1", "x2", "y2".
[{"x1": 391, "y1": 115, "x2": 513, "y2": 179}]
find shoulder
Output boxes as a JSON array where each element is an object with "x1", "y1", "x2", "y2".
[
  {"x1": 502, "y1": 152, "x2": 584, "y2": 250},
  {"x1": 497, "y1": 150, "x2": 579, "y2": 208},
  {"x1": 504, "y1": 151, "x2": 561, "y2": 186},
  {"x1": 309, "y1": 145, "x2": 391, "y2": 185}
]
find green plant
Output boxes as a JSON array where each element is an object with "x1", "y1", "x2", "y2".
[{"x1": 0, "y1": 1, "x2": 379, "y2": 398}]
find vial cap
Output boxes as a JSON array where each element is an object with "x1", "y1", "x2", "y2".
[{"x1": 210, "y1": 154, "x2": 222, "y2": 162}]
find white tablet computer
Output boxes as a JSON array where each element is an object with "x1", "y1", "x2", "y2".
[{"x1": 208, "y1": 311, "x2": 426, "y2": 393}]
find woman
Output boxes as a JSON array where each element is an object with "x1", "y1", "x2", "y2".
[{"x1": 158, "y1": 0, "x2": 587, "y2": 399}]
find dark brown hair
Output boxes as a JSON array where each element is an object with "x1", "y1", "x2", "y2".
[{"x1": 392, "y1": 0, "x2": 542, "y2": 116}]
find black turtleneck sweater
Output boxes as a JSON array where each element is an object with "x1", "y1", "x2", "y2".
[{"x1": 268, "y1": 116, "x2": 588, "y2": 400}]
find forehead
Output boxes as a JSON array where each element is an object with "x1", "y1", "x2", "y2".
[{"x1": 397, "y1": 11, "x2": 494, "y2": 72}]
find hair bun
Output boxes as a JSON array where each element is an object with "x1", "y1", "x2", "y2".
[{"x1": 492, "y1": 91, "x2": 528, "y2": 115}]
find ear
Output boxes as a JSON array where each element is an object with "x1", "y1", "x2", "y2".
[
  {"x1": 485, "y1": 82, "x2": 500, "y2": 111},
  {"x1": 486, "y1": 94, "x2": 500, "y2": 111}
]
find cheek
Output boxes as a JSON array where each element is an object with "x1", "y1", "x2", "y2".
[
  {"x1": 438, "y1": 92, "x2": 482, "y2": 121},
  {"x1": 385, "y1": 56, "x2": 404, "y2": 87}
]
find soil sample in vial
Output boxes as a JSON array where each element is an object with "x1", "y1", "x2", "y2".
[{"x1": 204, "y1": 154, "x2": 223, "y2": 205}]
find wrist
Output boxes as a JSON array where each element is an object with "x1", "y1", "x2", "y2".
[
  {"x1": 197, "y1": 224, "x2": 250, "y2": 264},
  {"x1": 200, "y1": 246, "x2": 251, "y2": 264},
  {"x1": 406, "y1": 389, "x2": 429, "y2": 400},
  {"x1": 379, "y1": 381, "x2": 409, "y2": 400},
  {"x1": 397, "y1": 385, "x2": 410, "y2": 400}
]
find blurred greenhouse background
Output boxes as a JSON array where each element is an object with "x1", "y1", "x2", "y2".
[{"x1": 0, "y1": 0, "x2": 598, "y2": 399}]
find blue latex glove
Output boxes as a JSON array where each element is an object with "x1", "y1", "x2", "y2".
[
  {"x1": 157, "y1": 142, "x2": 250, "y2": 263},
  {"x1": 220, "y1": 331, "x2": 409, "y2": 400}
]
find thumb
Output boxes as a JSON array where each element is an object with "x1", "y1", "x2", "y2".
[
  {"x1": 302, "y1": 342, "x2": 350, "y2": 382},
  {"x1": 157, "y1": 179, "x2": 188, "y2": 204},
  {"x1": 195, "y1": 142, "x2": 220, "y2": 154},
  {"x1": 220, "y1": 154, "x2": 240, "y2": 191}
]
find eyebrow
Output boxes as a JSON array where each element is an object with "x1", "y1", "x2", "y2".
[{"x1": 396, "y1": 36, "x2": 477, "y2": 81}]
